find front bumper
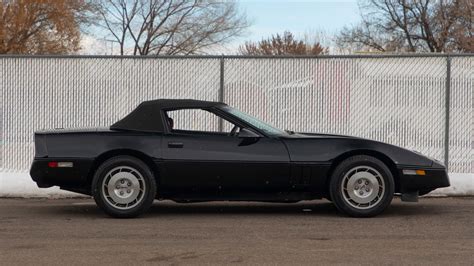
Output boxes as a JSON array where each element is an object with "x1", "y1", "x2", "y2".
[{"x1": 398, "y1": 166, "x2": 450, "y2": 195}]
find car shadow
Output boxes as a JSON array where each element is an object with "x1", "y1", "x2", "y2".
[
  {"x1": 42, "y1": 198, "x2": 450, "y2": 219},
  {"x1": 382, "y1": 200, "x2": 452, "y2": 217},
  {"x1": 44, "y1": 199, "x2": 339, "y2": 218},
  {"x1": 146, "y1": 200, "x2": 340, "y2": 217}
]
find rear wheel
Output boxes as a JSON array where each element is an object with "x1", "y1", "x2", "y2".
[
  {"x1": 92, "y1": 156, "x2": 156, "y2": 218},
  {"x1": 330, "y1": 155, "x2": 394, "y2": 217}
]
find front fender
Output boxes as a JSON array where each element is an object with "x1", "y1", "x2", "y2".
[{"x1": 282, "y1": 137, "x2": 433, "y2": 167}]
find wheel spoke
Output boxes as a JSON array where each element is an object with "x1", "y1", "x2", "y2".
[
  {"x1": 101, "y1": 166, "x2": 146, "y2": 210},
  {"x1": 340, "y1": 165, "x2": 385, "y2": 210}
]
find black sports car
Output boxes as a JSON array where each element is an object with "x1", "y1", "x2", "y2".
[{"x1": 30, "y1": 99, "x2": 450, "y2": 218}]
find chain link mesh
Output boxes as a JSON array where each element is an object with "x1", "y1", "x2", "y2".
[
  {"x1": 0, "y1": 56, "x2": 472, "y2": 173},
  {"x1": 224, "y1": 57, "x2": 448, "y2": 163},
  {"x1": 449, "y1": 57, "x2": 473, "y2": 173},
  {"x1": 0, "y1": 57, "x2": 220, "y2": 171}
]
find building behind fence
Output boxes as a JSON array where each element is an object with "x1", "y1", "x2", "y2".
[{"x1": 0, "y1": 54, "x2": 472, "y2": 173}]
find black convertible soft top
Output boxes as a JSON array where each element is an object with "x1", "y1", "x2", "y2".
[{"x1": 110, "y1": 99, "x2": 226, "y2": 132}]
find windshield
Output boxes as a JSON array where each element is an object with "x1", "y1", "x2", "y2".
[{"x1": 221, "y1": 106, "x2": 288, "y2": 136}]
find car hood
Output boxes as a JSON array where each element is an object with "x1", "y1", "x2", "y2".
[
  {"x1": 287, "y1": 132, "x2": 361, "y2": 139},
  {"x1": 281, "y1": 132, "x2": 437, "y2": 167}
]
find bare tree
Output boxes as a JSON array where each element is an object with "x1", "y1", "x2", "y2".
[
  {"x1": 303, "y1": 29, "x2": 333, "y2": 52},
  {"x1": 239, "y1": 31, "x2": 327, "y2": 55},
  {"x1": 0, "y1": 0, "x2": 97, "y2": 54},
  {"x1": 336, "y1": 0, "x2": 473, "y2": 53},
  {"x1": 96, "y1": 0, "x2": 249, "y2": 55}
]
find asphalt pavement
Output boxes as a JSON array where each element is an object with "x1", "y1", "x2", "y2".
[{"x1": 0, "y1": 197, "x2": 473, "y2": 265}]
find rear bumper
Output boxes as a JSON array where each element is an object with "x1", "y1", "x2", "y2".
[
  {"x1": 398, "y1": 166, "x2": 450, "y2": 195},
  {"x1": 30, "y1": 158, "x2": 94, "y2": 190}
]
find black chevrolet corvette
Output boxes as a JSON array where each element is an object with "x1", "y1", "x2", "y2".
[{"x1": 30, "y1": 99, "x2": 450, "y2": 218}]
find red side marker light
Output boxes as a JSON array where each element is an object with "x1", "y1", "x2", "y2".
[{"x1": 48, "y1": 162, "x2": 58, "y2": 168}]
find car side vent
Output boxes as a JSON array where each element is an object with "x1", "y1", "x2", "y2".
[{"x1": 291, "y1": 165, "x2": 311, "y2": 189}]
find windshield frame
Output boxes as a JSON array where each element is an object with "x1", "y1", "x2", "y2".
[{"x1": 218, "y1": 106, "x2": 289, "y2": 137}]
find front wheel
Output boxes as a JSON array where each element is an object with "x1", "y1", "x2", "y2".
[
  {"x1": 92, "y1": 156, "x2": 157, "y2": 218},
  {"x1": 329, "y1": 155, "x2": 394, "y2": 217}
]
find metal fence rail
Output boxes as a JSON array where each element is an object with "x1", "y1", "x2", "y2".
[{"x1": 0, "y1": 54, "x2": 472, "y2": 173}]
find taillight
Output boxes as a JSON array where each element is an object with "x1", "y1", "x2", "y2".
[{"x1": 48, "y1": 162, "x2": 73, "y2": 168}]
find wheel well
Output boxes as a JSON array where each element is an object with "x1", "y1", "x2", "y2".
[
  {"x1": 325, "y1": 150, "x2": 400, "y2": 194},
  {"x1": 86, "y1": 149, "x2": 160, "y2": 187}
]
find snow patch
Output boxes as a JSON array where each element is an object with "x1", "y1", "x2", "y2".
[
  {"x1": 0, "y1": 172, "x2": 84, "y2": 198},
  {"x1": 0, "y1": 172, "x2": 473, "y2": 198},
  {"x1": 428, "y1": 173, "x2": 474, "y2": 196}
]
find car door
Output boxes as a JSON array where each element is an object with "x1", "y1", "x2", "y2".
[{"x1": 159, "y1": 108, "x2": 290, "y2": 197}]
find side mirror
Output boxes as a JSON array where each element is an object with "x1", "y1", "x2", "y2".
[{"x1": 238, "y1": 128, "x2": 260, "y2": 138}]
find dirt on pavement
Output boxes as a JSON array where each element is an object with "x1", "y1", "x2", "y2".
[{"x1": 0, "y1": 197, "x2": 473, "y2": 265}]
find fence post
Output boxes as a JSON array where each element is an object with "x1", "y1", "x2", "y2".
[
  {"x1": 218, "y1": 56, "x2": 225, "y2": 132},
  {"x1": 444, "y1": 56, "x2": 451, "y2": 171}
]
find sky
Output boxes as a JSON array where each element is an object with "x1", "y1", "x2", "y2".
[
  {"x1": 239, "y1": 0, "x2": 360, "y2": 40},
  {"x1": 81, "y1": 0, "x2": 362, "y2": 54},
  {"x1": 220, "y1": 0, "x2": 362, "y2": 53}
]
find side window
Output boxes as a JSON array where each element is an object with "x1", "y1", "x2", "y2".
[{"x1": 166, "y1": 109, "x2": 236, "y2": 133}]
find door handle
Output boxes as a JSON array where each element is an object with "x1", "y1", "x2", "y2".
[{"x1": 168, "y1": 142, "x2": 184, "y2": 148}]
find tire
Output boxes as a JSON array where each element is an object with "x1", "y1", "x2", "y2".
[
  {"x1": 329, "y1": 155, "x2": 394, "y2": 217},
  {"x1": 91, "y1": 156, "x2": 157, "y2": 218}
]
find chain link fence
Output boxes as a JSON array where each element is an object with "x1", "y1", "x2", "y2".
[{"x1": 0, "y1": 55, "x2": 472, "y2": 173}]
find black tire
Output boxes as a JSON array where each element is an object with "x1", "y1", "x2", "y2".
[
  {"x1": 91, "y1": 156, "x2": 157, "y2": 218},
  {"x1": 329, "y1": 155, "x2": 394, "y2": 217}
]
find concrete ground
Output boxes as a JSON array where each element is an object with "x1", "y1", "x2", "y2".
[{"x1": 0, "y1": 197, "x2": 473, "y2": 265}]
